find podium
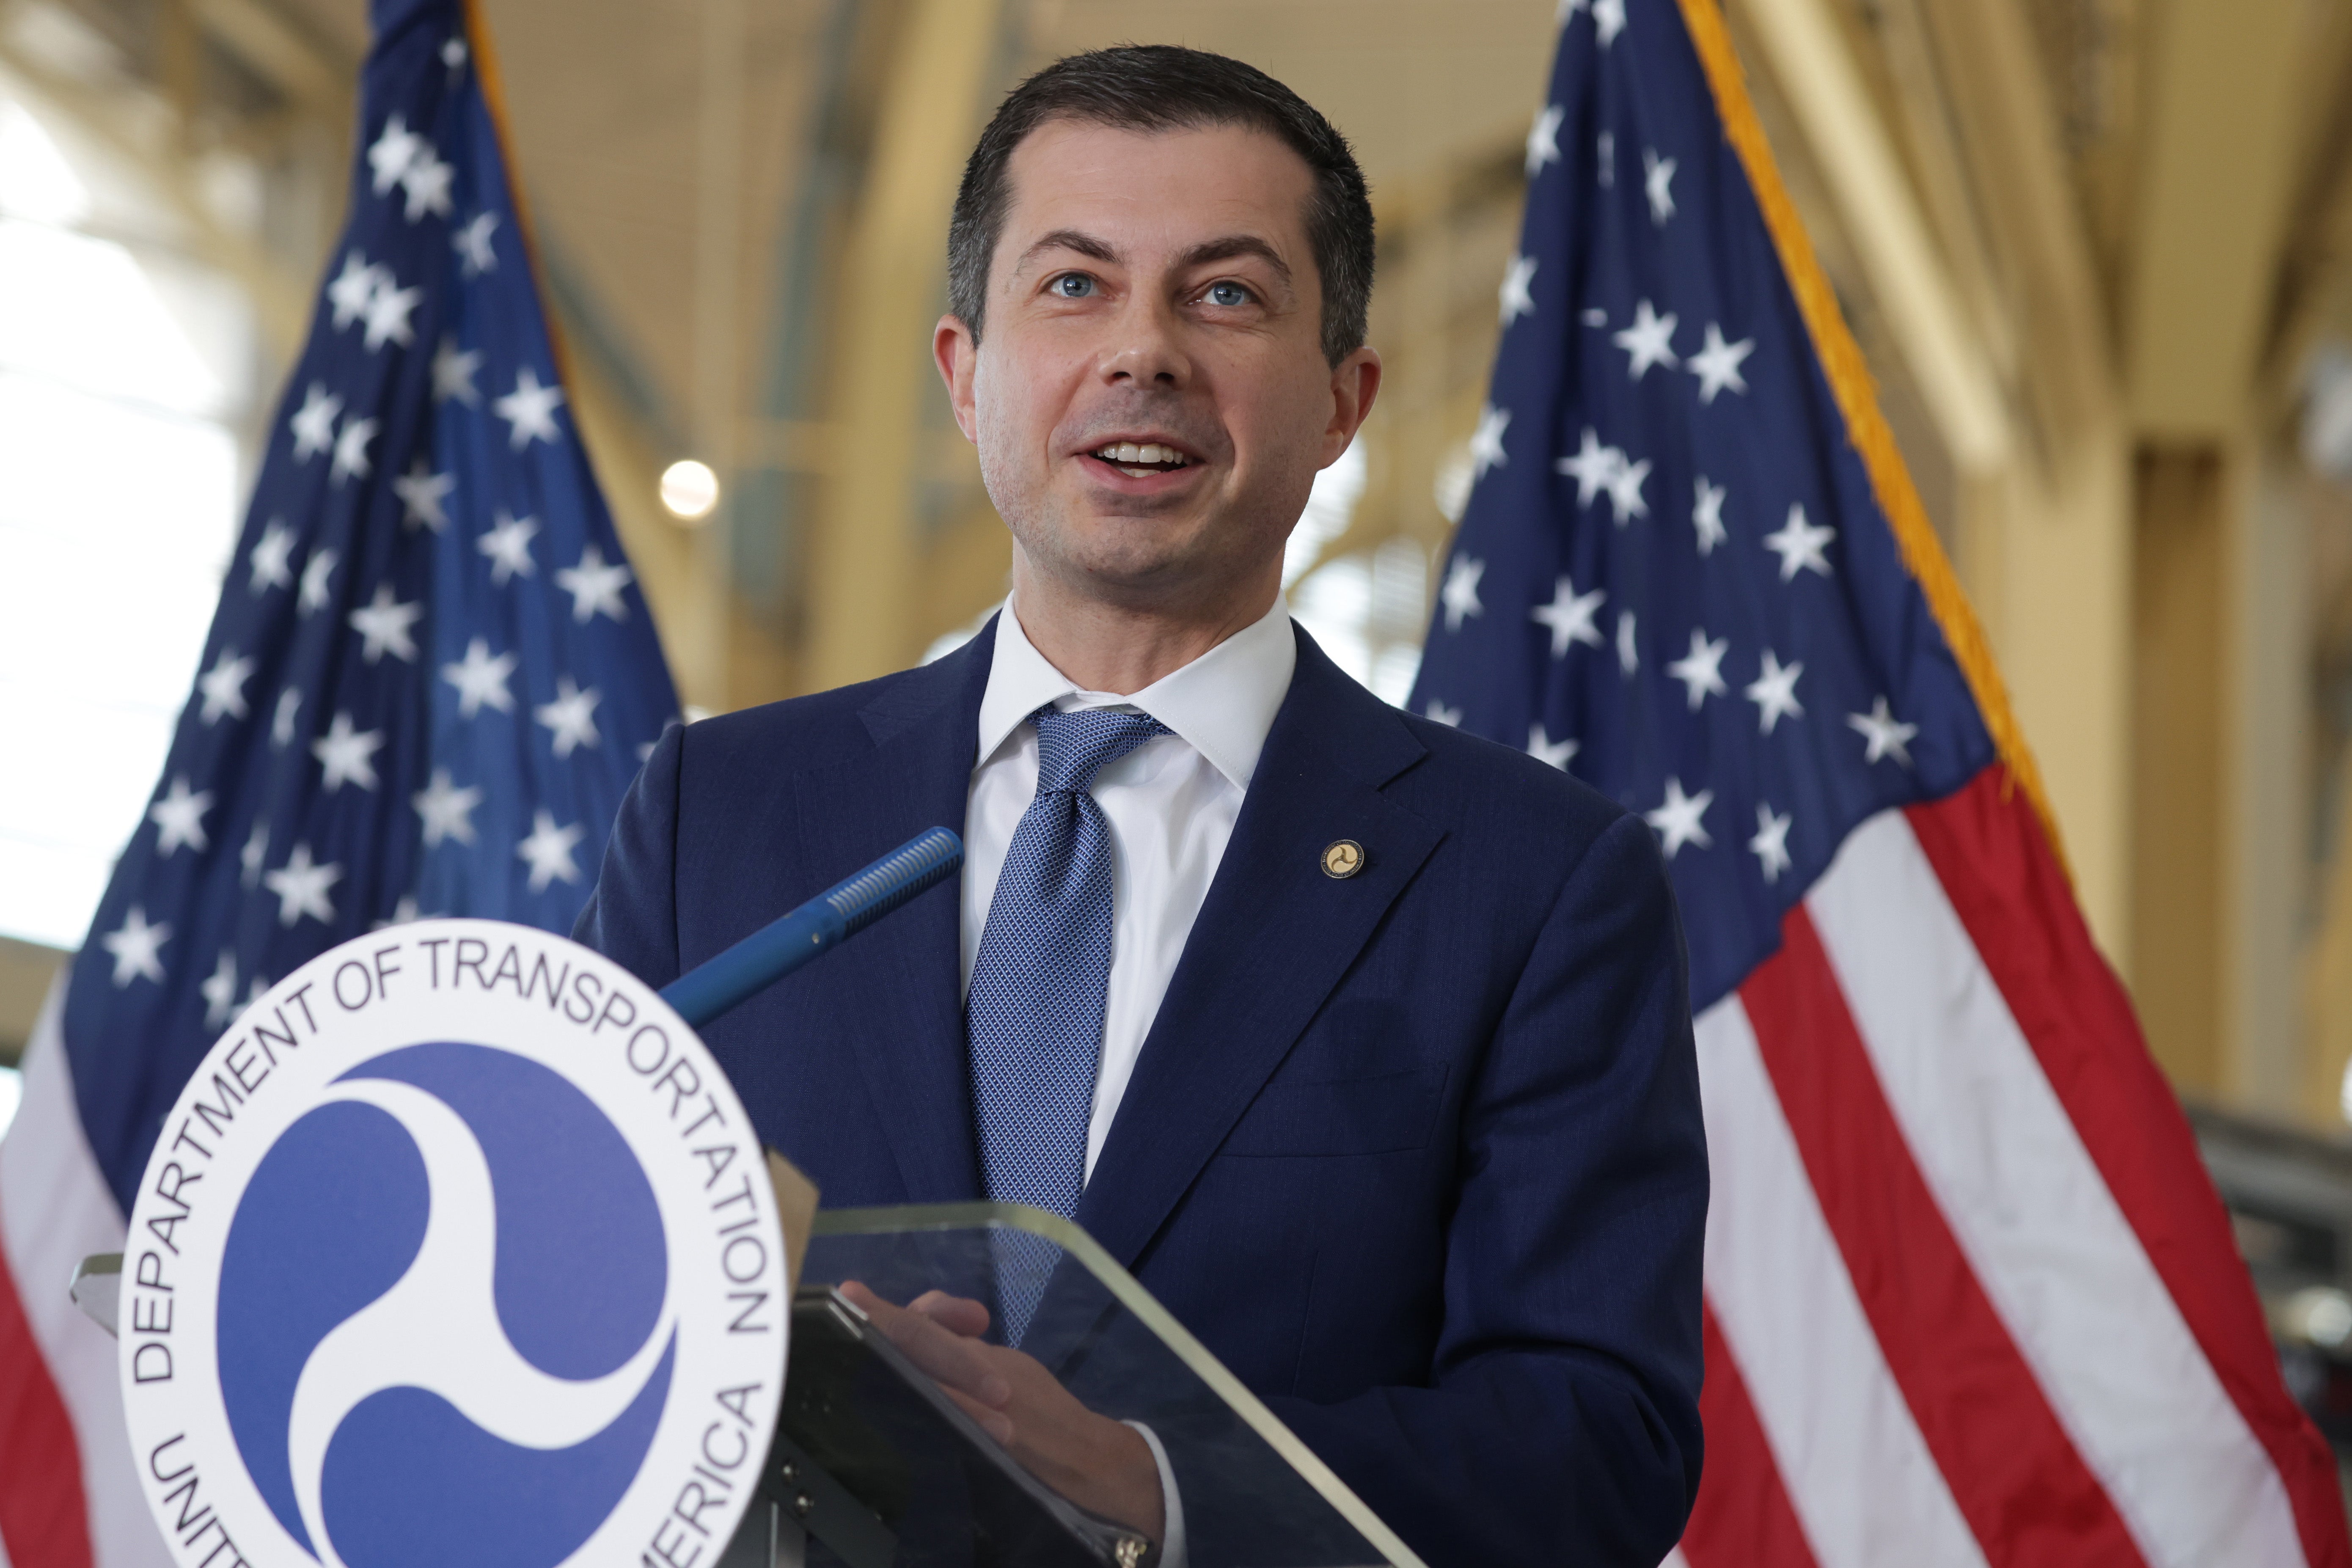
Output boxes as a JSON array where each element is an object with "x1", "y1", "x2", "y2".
[
  {"x1": 76, "y1": 844, "x2": 1427, "y2": 1567},
  {"x1": 718, "y1": 1202, "x2": 1421, "y2": 1568},
  {"x1": 76, "y1": 1197, "x2": 1420, "y2": 1568}
]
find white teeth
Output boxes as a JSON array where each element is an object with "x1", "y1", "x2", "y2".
[
  {"x1": 1118, "y1": 465, "x2": 1154, "y2": 478},
  {"x1": 1093, "y1": 442, "x2": 1187, "y2": 469}
]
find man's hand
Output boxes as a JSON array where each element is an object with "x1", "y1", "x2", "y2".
[{"x1": 838, "y1": 1280, "x2": 1166, "y2": 1543}]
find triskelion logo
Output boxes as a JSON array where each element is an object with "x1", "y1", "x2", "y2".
[{"x1": 121, "y1": 922, "x2": 787, "y2": 1568}]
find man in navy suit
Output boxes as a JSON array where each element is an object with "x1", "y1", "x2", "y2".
[{"x1": 579, "y1": 45, "x2": 1704, "y2": 1567}]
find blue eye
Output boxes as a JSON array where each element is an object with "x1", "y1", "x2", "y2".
[
  {"x1": 1205, "y1": 282, "x2": 1250, "y2": 307},
  {"x1": 1054, "y1": 274, "x2": 1095, "y2": 298}
]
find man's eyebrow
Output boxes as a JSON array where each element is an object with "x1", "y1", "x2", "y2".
[
  {"x1": 1178, "y1": 235, "x2": 1292, "y2": 284},
  {"x1": 1018, "y1": 228, "x2": 1122, "y2": 270}
]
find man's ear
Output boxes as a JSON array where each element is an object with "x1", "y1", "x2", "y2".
[
  {"x1": 935, "y1": 315, "x2": 980, "y2": 443},
  {"x1": 1323, "y1": 345, "x2": 1383, "y2": 465}
]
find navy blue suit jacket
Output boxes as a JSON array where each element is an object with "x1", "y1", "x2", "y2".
[{"x1": 576, "y1": 621, "x2": 1707, "y2": 1566}]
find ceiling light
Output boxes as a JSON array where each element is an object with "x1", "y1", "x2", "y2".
[{"x1": 660, "y1": 459, "x2": 718, "y2": 522}]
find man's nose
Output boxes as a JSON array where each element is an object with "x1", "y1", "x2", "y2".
[{"x1": 1098, "y1": 294, "x2": 1191, "y2": 389}]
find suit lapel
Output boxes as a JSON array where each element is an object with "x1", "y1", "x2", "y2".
[
  {"x1": 1076, "y1": 631, "x2": 1440, "y2": 1269},
  {"x1": 791, "y1": 623, "x2": 996, "y2": 1202}
]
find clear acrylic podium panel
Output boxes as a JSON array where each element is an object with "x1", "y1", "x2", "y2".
[{"x1": 769, "y1": 1202, "x2": 1426, "y2": 1568}]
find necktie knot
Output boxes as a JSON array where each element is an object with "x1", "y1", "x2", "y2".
[{"x1": 1028, "y1": 704, "x2": 1168, "y2": 795}]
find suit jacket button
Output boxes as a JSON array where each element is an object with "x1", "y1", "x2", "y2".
[{"x1": 1321, "y1": 839, "x2": 1365, "y2": 879}]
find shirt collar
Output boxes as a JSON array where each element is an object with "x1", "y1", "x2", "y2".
[{"x1": 975, "y1": 594, "x2": 1297, "y2": 791}]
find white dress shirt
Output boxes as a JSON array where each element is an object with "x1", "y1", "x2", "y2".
[{"x1": 961, "y1": 592, "x2": 1297, "y2": 1180}]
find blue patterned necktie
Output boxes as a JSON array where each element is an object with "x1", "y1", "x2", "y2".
[{"x1": 968, "y1": 703, "x2": 1169, "y2": 1341}]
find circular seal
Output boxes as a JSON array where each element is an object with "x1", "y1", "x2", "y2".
[
  {"x1": 1320, "y1": 839, "x2": 1365, "y2": 880},
  {"x1": 119, "y1": 920, "x2": 787, "y2": 1568}
]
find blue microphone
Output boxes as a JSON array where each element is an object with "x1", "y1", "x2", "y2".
[{"x1": 659, "y1": 828, "x2": 963, "y2": 1029}]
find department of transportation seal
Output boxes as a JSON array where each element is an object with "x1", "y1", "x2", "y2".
[{"x1": 119, "y1": 920, "x2": 787, "y2": 1568}]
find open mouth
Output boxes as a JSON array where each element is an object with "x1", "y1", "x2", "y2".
[{"x1": 1087, "y1": 441, "x2": 1195, "y2": 479}]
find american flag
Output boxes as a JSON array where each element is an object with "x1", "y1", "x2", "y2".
[
  {"x1": 0, "y1": 0, "x2": 677, "y2": 1559},
  {"x1": 1410, "y1": 2, "x2": 2352, "y2": 1565}
]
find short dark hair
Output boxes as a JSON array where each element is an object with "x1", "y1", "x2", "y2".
[{"x1": 947, "y1": 46, "x2": 1375, "y2": 367}]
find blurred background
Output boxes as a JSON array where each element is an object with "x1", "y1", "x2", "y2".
[{"x1": 11, "y1": 0, "x2": 2352, "y2": 1452}]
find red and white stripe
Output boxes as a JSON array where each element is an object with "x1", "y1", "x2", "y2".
[
  {"x1": 0, "y1": 981, "x2": 170, "y2": 1568},
  {"x1": 1678, "y1": 769, "x2": 2346, "y2": 1568}
]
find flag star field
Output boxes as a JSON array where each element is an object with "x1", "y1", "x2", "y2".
[
  {"x1": 58, "y1": 1, "x2": 677, "y2": 1214},
  {"x1": 1410, "y1": 0, "x2": 1992, "y2": 1011}
]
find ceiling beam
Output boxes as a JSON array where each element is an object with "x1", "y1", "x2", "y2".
[
  {"x1": 1915, "y1": 0, "x2": 2116, "y2": 458},
  {"x1": 2123, "y1": 0, "x2": 2307, "y2": 438},
  {"x1": 801, "y1": 0, "x2": 1007, "y2": 690},
  {"x1": 2257, "y1": 6, "x2": 2352, "y2": 398},
  {"x1": 1736, "y1": 0, "x2": 2013, "y2": 475},
  {"x1": 191, "y1": 0, "x2": 350, "y2": 112}
]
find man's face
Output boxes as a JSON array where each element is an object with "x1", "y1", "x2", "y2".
[{"x1": 936, "y1": 118, "x2": 1379, "y2": 617}]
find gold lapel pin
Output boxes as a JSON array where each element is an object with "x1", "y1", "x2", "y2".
[{"x1": 1321, "y1": 839, "x2": 1365, "y2": 880}]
